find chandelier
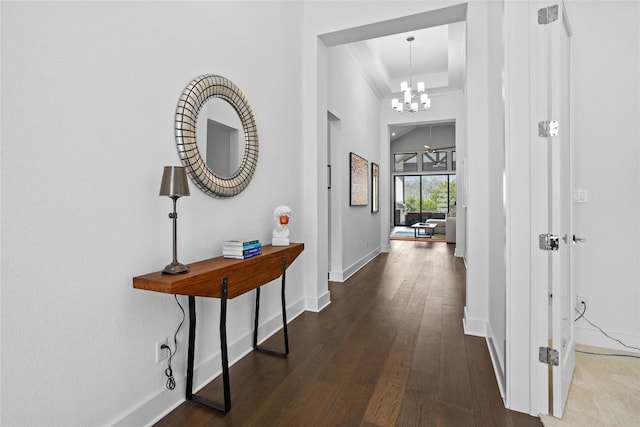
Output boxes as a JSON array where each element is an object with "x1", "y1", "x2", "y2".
[{"x1": 391, "y1": 36, "x2": 431, "y2": 113}]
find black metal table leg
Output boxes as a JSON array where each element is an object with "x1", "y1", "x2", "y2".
[
  {"x1": 186, "y1": 296, "x2": 196, "y2": 400},
  {"x1": 185, "y1": 278, "x2": 231, "y2": 413},
  {"x1": 219, "y1": 278, "x2": 231, "y2": 411},
  {"x1": 253, "y1": 287, "x2": 261, "y2": 348},
  {"x1": 253, "y1": 256, "x2": 289, "y2": 357}
]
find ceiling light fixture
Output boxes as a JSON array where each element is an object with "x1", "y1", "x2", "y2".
[{"x1": 391, "y1": 36, "x2": 431, "y2": 113}]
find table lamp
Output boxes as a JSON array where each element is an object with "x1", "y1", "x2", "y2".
[{"x1": 159, "y1": 166, "x2": 190, "y2": 274}]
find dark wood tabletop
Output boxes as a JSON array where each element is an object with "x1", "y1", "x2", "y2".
[{"x1": 133, "y1": 243, "x2": 304, "y2": 299}]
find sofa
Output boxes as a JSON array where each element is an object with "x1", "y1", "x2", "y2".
[
  {"x1": 445, "y1": 216, "x2": 456, "y2": 243},
  {"x1": 425, "y1": 212, "x2": 447, "y2": 235}
]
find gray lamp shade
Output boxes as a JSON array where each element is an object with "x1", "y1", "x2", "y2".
[{"x1": 159, "y1": 166, "x2": 190, "y2": 197}]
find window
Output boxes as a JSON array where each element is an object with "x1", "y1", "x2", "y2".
[
  {"x1": 421, "y1": 175, "x2": 448, "y2": 212},
  {"x1": 422, "y1": 152, "x2": 447, "y2": 171},
  {"x1": 394, "y1": 153, "x2": 417, "y2": 172},
  {"x1": 394, "y1": 174, "x2": 456, "y2": 226}
]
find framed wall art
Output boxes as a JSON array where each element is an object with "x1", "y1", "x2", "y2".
[
  {"x1": 349, "y1": 152, "x2": 368, "y2": 206},
  {"x1": 371, "y1": 162, "x2": 379, "y2": 213}
]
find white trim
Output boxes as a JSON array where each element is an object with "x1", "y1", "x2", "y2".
[
  {"x1": 329, "y1": 248, "x2": 381, "y2": 283},
  {"x1": 111, "y1": 298, "x2": 306, "y2": 427},
  {"x1": 463, "y1": 306, "x2": 487, "y2": 337},
  {"x1": 342, "y1": 248, "x2": 380, "y2": 281},
  {"x1": 575, "y1": 326, "x2": 640, "y2": 353},
  {"x1": 305, "y1": 290, "x2": 332, "y2": 313},
  {"x1": 329, "y1": 270, "x2": 344, "y2": 282},
  {"x1": 486, "y1": 335, "x2": 507, "y2": 399},
  {"x1": 344, "y1": 44, "x2": 384, "y2": 100},
  {"x1": 528, "y1": 0, "x2": 555, "y2": 416},
  {"x1": 486, "y1": 322, "x2": 506, "y2": 385}
]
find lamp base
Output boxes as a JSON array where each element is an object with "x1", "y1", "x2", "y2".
[{"x1": 162, "y1": 262, "x2": 190, "y2": 275}]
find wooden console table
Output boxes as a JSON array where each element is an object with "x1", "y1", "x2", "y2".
[{"x1": 133, "y1": 243, "x2": 304, "y2": 413}]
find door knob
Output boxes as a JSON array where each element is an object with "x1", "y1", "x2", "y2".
[{"x1": 572, "y1": 235, "x2": 586, "y2": 244}]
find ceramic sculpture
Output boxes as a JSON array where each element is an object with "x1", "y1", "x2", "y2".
[{"x1": 272, "y1": 205, "x2": 292, "y2": 246}]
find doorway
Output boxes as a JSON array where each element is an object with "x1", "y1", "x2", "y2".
[{"x1": 328, "y1": 111, "x2": 343, "y2": 281}]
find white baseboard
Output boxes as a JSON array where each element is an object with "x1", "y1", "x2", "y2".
[
  {"x1": 575, "y1": 325, "x2": 640, "y2": 353},
  {"x1": 463, "y1": 306, "x2": 487, "y2": 337},
  {"x1": 454, "y1": 247, "x2": 464, "y2": 258},
  {"x1": 329, "y1": 270, "x2": 344, "y2": 282},
  {"x1": 328, "y1": 249, "x2": 380, "y2": 283},
  {"x1": 485, "y1": 328, "x2": 506, "y2": 399},
  {"x1": 305, "y1": 290, "x2": 331, "y2": 312},
  {"x1": 381, "y1": 244, "x2": 391, "y2": 253},
  {"x1": 112, "y1": 298, "x2": 306, "y2": 427},
  {"x1": 341, "y1": 248, "x2": 380, "y2": 282}
]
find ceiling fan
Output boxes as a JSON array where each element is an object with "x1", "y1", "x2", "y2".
[
  {"x1": 422, "y1": 125, "x2": 454, "y2": 153},
  {"x1": 423, "y1": 144, "x2": 455, "y2": 153}
]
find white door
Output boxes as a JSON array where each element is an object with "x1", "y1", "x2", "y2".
[
  {"x1": 533, "y1": 1, "x2": 575, "y2": 417},
  {"x1": 549, "y1": 2, "x2": 575, "y2": 417}
]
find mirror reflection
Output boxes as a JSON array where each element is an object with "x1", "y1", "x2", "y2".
[{"x1": 196, "y1": 98, "x2": 245, "y2": 178}]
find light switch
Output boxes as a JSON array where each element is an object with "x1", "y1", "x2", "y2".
[{"x1": 573, "y1": 190, "x2": 588, "y2": 203}]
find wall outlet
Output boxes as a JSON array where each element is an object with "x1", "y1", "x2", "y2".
[
  {"x1": 155, "y1": 338, "x2": 169, "y2": 364},
  {"x1": 575, "y1": 295, "x2": 589, "y2": 311}
]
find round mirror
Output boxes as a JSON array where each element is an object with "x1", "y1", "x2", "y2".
[
  {"x1": 175, "y1": 75, "x2": 258, "y2": 198},
  {"x1": 196, "y1": 98, "x2": 245, "y2": 178}
]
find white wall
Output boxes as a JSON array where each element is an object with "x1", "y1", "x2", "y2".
[
  {"x1": 328, "y1": 114, "x2": 345, "y2": 279},
  {"x1": 485, "y1": 0, "x2": 507, "y2": 395},
  {"x1": 463, "y1": 3, "x2": 509, "y2": 398},
  {"x1": 463, "y1": 1, "x2": 491, "y2": 337},
  {"x1": 327, "y1": 46, "x2": 381, "y2": 281},
  {"x1": 0, "y1": 1, "x2": 3, "y2": 421},
  {"x1": 503, "y1": 0, "x2": 535, "y2": 413},
  {"x1": 1, "y1": 2, "x2": 306, "y2": 425},
  {"x1": 570, "y1": 0, "x2": 640, "y2": 351}
]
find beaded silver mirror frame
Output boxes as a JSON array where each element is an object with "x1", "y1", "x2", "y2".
[{"x1": 175, "y1": 75, "x2": 258, "y2": 198}]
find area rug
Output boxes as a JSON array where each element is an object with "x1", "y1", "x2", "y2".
[
  {"x1": 389, "y1": 226, "x2": 446, "y2": 242},
  {"x1": 540, "y1": 345, "x2": 640, "y2": 427}
]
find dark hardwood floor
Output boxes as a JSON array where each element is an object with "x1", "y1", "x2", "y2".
[{"x1": 155, "y1": 240, "x2": 543, "y2": 427}]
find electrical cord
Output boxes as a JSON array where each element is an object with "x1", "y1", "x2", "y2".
[
  {"x1": 162, "y1": 295, "x2": 186, "y2": 391},
  {"x1": 573, "y1": 301, "x2": 586, "y2": 322},
  {"x1": 576, "y1": 349, "x2": 640, "y2": 359},
  {"x1": 573, "y1": 301, "x2": 640, "y2": 357},
  {"x1": 164, "y1": 363, "x2": 175, "y2": 390}
]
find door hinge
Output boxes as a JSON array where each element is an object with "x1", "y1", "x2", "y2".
[
  {"x1": 538, "y1": 120, "x2": 559, "y2": 137},
  {"x1": 539, "y1": 346, "x2": 559, "y2": 366},
  {"x1": 539, "y1": 234, "x2": 559, "y2": 251},
  {"x1": 538, "y1": 5, "x2": 559, "y2": 25}
]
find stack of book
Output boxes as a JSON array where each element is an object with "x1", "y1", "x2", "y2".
[{"x1": 222, "y1": 239, "x2": 262, "y2": 259}]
